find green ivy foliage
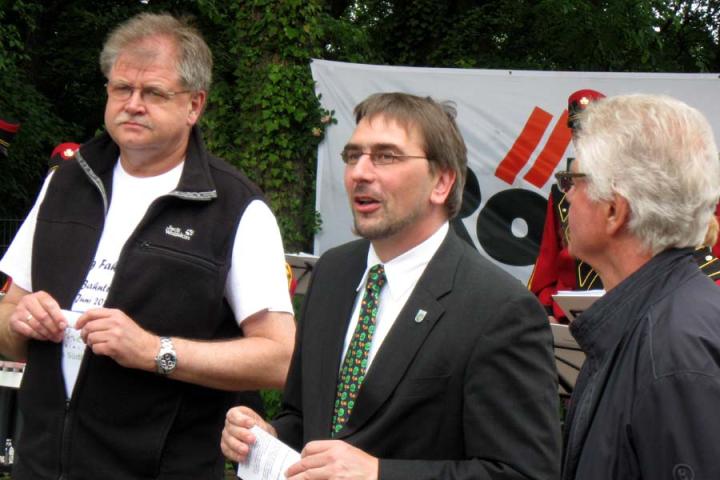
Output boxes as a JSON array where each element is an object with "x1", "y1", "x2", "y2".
[
  {"x1": 198, "y1": 0, "x2": 333, "y2": 252},
  {"x1": 260, "y1": 388, "x2": 283, "y2": 420},
  {"x1": 0, "y1": 1, "x2": 80, "y2": 218}
]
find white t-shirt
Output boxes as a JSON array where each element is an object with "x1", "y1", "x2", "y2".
[
  {"x1": 71, "y1": 160, "x2": 185, "y2": 312},
  {"x1": 0, "y1": 160, "x2": 293, "y2": 396}
]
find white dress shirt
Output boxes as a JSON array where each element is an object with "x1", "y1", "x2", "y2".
[{"x1": 340, "y1": 222, "x2": 450, "y2": 370}]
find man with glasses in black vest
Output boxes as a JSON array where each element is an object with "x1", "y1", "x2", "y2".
[{"x1": 0, "y1": 13, "x2": 294, "y2": 479}]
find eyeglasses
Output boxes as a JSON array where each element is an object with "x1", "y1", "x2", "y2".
[
  {"x1": 341, "y1": 150, "x2": 427, "y2": 166},
  {"x1": 555, "y1": 171, "x2": 588, "y2": 193},
  {"x1": 105, "y1": 81, "x2": 193, "y2": 105}
]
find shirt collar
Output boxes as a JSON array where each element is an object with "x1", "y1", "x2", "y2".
[{"x1": 357, "y1": 222, "x2": 450, "y2": 300}]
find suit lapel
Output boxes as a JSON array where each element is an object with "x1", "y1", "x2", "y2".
[{"x1": 336, "y1": 231, "x2": 463, "y2": 439}]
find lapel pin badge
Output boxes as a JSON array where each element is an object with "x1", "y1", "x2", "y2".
[{"x1": 414, "y1": 309, "x2": 427, "y2": 323}]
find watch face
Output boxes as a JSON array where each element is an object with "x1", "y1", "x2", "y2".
[{"x1": 159, "y1": 352, "x2": 177, "y2": 372}]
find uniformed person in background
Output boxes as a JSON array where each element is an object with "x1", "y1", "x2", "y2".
[{"x1": 528, "y1": 89, "x2": 605, "y2": 322}]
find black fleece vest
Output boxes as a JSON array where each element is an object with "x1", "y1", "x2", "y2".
[{"x1": 14, "y1": 129, "x2": 263, "y2": 480}]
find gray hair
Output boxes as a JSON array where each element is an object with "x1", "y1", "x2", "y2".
[
  {"x1": 354, "y1": 92, "x2": 468, "y2": 218},
  {"x1": 100, "y1": 13, "x2": 212, "y2": 92},
  {"x1": 575, "y1": 94, "x2": 720, "y2": 255}
]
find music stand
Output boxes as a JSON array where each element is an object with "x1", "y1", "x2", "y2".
[
  {"x1": 285, "y1": 252, "x2": 319, "y2": 296},
  {"x1": 551, "y1": 324, "x2": 584, "y2": 397},
  {"x1": 550, "y1": 290, "x2": 603, "y2": 396},
  {"x1": 0, "y1": 360, "x2": 24, "y2": 470},
  {"x1": 552, "y1": 290, "x2": 604, "y2": 321}
]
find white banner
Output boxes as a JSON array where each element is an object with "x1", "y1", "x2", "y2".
[{"x1": 311, "y1": 59, "x2": 720, "y2": 282}]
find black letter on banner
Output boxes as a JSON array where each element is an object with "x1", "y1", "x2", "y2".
[
  {"x1": 451, "y1": 168, "x2": 481, "y2": 248},
  {"x1": 476, "y1": 188, "x2": 547, "y2": 266}
]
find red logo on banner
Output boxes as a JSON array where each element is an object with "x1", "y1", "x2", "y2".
[{"x1": 495, "y1": 108, "x2": 572, "y2": 188}]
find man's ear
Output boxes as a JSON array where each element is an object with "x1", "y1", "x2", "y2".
[
  {"x1": 606, "y1": 193, "x2": 630, "y2": 236},
  {"x1": 187, "y1": 91, "x2": 207, "y2": 126},
  {"x1": 430, "y1": 168, "x2": 456, "y2": 206}
]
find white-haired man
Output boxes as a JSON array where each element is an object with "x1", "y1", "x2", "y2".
[{"x1": 560, "y1": 94, "x2": 720, "y2": 480}]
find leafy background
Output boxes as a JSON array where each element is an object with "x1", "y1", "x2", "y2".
[{"x1": 2, "y1": 0, "x2": 719, "y2": 250}]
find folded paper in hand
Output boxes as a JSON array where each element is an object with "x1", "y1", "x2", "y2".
[{"x1": 236, "y1": 426, "x2": 300, "y2": 480}]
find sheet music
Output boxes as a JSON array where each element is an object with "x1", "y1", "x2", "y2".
[
  {"x1": 236, "y1": 426, "x2": 300, "y2": 480},
  {"x1": 61, "y1": 310, "x2": 84, "y2": 398},
  {"x1": 0, "y1": 360, "x2": 25, "y2": 389},
  {"x1": 552, "y1": 289, "x2": 605, "y2": 321},
  {"x1": 285, "y1": 252, "x2": 319, "y2": 296}
]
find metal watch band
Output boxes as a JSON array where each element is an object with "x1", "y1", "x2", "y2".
[{"x1": 155, "y1": 336, "x2": 177, "y2": 375}]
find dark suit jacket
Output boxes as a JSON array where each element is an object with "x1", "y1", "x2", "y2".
[{"x1": 273, "y1": 230, "x2": 561, "y2": 480}]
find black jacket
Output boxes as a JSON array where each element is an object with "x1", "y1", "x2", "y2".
[
  {"x1": 15, "y1": 127, "x2": 263, "y2": 480},
  {"x1": 274, "y1": 231, "x2": 561, "y2": 480},
  {"x1": 563, "y1": 248, "x2": 720, "y2": 480}
]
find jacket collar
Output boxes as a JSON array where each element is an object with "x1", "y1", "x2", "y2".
[
  {"x1": 570, "y1": 248, "x2": 696, "y2": 362},
  {"x1": 171, "y1": 126, "x2": 218, "y2": 200},
  {"x1": 74, "y1": 126, "x2": 217, "y2": 215}
]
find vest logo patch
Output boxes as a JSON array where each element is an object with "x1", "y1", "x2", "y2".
[{"x1": 165, "y1": 225, "x2": 195, "y2": 241}]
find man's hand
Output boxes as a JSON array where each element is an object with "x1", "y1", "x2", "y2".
[
  {"x1": 221, "y1": 406, "x2": 277, "y2": 463},
  {"x1": 10, "y1": 290, "x2": 66, "y2": 343},
  {"x1": 76, "y1": 308, "x2": 158, "y2": 371},
  {"x1": 286, "y1": 440, "x2": 378, "y2": 480}
]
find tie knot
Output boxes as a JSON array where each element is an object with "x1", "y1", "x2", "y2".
[{"x1": 366, "y1": 264, "x2": 386, "y2": 292}]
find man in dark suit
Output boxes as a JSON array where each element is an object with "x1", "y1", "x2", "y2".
[{"x1": 222, "y1": 92, "x2": 560, "y2": 479}]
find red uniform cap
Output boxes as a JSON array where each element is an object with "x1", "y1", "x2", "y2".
[
  {"x1": 567, "y1": 89, "x2": 606, "y2": 131},
  {"x1": 0, "y1": 117, "x2": 21, "y2": 158},
  {"x1": 49, "y1": 142, "x2": 80, "y2": 169}
]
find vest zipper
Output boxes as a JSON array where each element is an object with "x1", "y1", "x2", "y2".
[
  {"x1": 74, "y1": 150, "x2": 109, "y2": 216},
  {"x1": 58, "y1": 399, "x2": 72, "y2": 480}
]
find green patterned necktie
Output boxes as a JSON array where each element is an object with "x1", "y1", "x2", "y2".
[{"x1": 331, "y1": 264, "x2": 386, "y2": 436}]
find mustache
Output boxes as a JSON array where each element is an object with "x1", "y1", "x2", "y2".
[
  {"x1": 114, "y1": 113, "x2": 153, "y2": 129},
  {"x1": 352, "y1": 183, "x2": 382, "y2": 199}
]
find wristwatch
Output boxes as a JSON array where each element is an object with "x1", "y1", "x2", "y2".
[{"x1": 155, "y1": 336, "x2": 177, "y2": 375}]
